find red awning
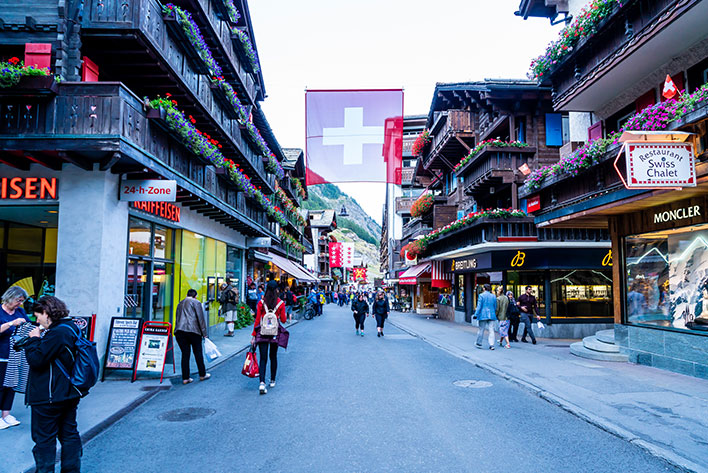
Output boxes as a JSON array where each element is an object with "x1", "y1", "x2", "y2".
[
  {"x1": 431, "y1": 260, "x2": 452, "y2": 289},
  {"x1": 399, "y1": 263, "x2": 431, "y2": 285}
]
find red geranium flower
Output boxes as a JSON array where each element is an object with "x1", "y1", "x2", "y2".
[{"x1": 8, "y1": 57, "x2": 20, "y2": 65}]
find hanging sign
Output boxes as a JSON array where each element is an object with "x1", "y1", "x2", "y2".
[
  {"x1": 120, "y1": 179, "x2": 177, "y2": 202},
  {"x1": 133, "y1": 321, "x2": 174, "y2": 383},
  {"x1": 131, "y1": 201, "x2": 181, "y2": 222},
  {"x1": 102, "y1": 317, "x2": 142, "y2": 380}
]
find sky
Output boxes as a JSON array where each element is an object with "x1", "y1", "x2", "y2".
[{"x1": 249, "y1": 0, "x2": 562, "y2": 223}]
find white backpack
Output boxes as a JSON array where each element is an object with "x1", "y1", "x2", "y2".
[{"x1": 260, "y1": 300, "x2": 283, "y2": 336}]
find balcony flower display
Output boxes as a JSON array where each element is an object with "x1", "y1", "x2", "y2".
[
  {"x1": 222, "y1": 0, "x2": 241, "y2": 24},
  {"x1": 163, "y1": 4, "x2": 223, "y2": 79},
  {"x1": 265, "y1": 152, "x2": 285, "y2": 180},
  {"x1": 529, "y1": 0, "x2": 619, "y2": 80},
  {"x1": 453, "y1": 139, "x2": 530, "y2": 173},
  {"x1": 0, "y1": 58, "x2": 51, "y2": 88},
  {"x1": 410, "y1": 193, "x2": 434, "y2": 218},
  {"x1": 521, "y1": 82, "x2": 708, "y2": 193},
  {"x1": 274, "y1": 184, "x2": 307, "y2": 227},
  {"x1": 411, "y1": 129, "x2": 431, "y2": 157},
  {"x1": 280, "y1": 228, "x2": 305, "y2": 252},
  {"x1": 212, "y1": 78, "x2": 249, "y2": 123},
  {"x1": 231, "y1": 27, "x2": 261, "y2": 73},
  {"x1": 243, "y1": 119, "x2": 272, "y2": 156},
  {"x1": 414, "y1": 208, "x2": 527, "y2": 254},
  {"x1": 291, "y1": 177, "x2": 307, "y2": 199}
]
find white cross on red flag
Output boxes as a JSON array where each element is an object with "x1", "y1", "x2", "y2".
[
  {"x1": 663, "y1": 74, "x2": 679, "y2": 100},
  {"x1": 329, "y1": 242, "x2": 343, "y2": 268},
  {"x1": 306, "y1": 89, "x2": 403, "y2": 185}
]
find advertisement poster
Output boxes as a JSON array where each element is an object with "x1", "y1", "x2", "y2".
[
  {"x1": 105, "y1": 318, "x2": 142, "y2": 369},
  {"x1": 135, "y1": 324, "x2": 170, "y2": 373},
  {"x1": 669, "y1": 229, "x2": 708, "y2": 328}
]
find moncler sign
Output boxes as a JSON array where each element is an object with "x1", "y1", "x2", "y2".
[{"x1": 653, "y1": 205, "x2": 701, "y2": 224}]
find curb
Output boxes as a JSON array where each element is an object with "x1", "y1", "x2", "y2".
[{"x1": 390, "y1": 319, "x2": 703, "y2": 473}]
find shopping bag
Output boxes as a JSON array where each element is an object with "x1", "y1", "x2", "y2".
[
  {"x1": 241, "y1": 346, "x2": 259, "y2": 378},
  {"x1": 536, "y1": 321, "x2": 545, "y2": 331},
  {"x1": 204, "y1": 338, "x2": 222, "y2": 362}
]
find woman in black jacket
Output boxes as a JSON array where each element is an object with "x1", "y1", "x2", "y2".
[
  {"x1": 24, "y1": 296, "x2": 82, "y2": 473},
  {"x1": 351, "y1": 293, "x2": 369, "y2": 337},
  {"x1": 372, "y1": 291, "x2": 389, "y2": 337}
]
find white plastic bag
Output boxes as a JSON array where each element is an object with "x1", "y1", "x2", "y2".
[
  {"x1": 204, "y1": 338, "x2": 222, "y2": 362},
  {"x1": 536, "y1": 321, "x2": 545, "y2": 331}
]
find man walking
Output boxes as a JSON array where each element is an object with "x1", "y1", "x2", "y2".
[
  {"x1": 474, "y1": 284, "x2": 497, "y2": 350},
  {"x1": 517, "y1": 285, "x2": 540, "y2": 344},
  {"x1": 218, "y1": 278, "x2": 239, "y2": 337}
]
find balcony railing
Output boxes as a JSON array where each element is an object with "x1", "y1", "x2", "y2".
[
  {"x1": 461, "y1": 150, "x2": 533, "y2": 196},
  {"x1": 395, "y1": 197, "x2": 416, "y2": 214},
  {"x1": 402, "y1": 217, "x2": 432, "y2": 240},
  {"x1": 401, "y1": 166, "x2": 415, "y2": 185},
  {"x1": 423, "y1": 110, "x2": 474, "y2": 169}
]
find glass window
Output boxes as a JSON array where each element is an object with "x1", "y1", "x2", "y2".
[
  {"x1": 0, "y1": 224, "x2": 4, "y2": 248},
  {"x1": 507, "y1": 271, "x2": 546, "y2": 316},
  {"x1": 153, "y1": 225, "x2": 173, "y2": 260},
  {"x1": 625, "y1": 224, "x2": 708, "y2": 332},
  {"x1": 226, "y1": 246, "x2": 243, "y2": 294},
  {"x1": 128, "y1": 217, "x2": 151, "y2": 257},
  {"x1": 550, "y1": 270, "x2": 612, "y2": 319},
  {"x1": 457, "y1": 274, "x2": 465, "y2": 308},
  {"x1": 7, "y1": 224, "x2": 42, "y2": 252},
  {"x1": 151, "y1": 262, "x2": 173, "y2": 323}
]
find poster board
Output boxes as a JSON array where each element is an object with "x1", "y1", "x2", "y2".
[
  {"x1": 102, "y1": 317, "x2": 142, "y2": 381},
  {"x1": 132, "y1": 321, "x2": 174, "y2": 383},
  {"x1": 71, "y1": 314, "x2": 96, "y2": 341}
]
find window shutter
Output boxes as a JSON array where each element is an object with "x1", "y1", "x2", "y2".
[
  {"x1": 635, "y1": 90, "x2": 656, "y2": 113},
  {"x1": 545, "y1": 113, "x2": 563, "y2": 146},
  {"x1": 588, "y1": 121, "x2": 603, "y2": 141},
  {"x1": 24, "y1": 43, "x2": 52, "y2": 70},
  {"x1": 82, "y1": 56, "x2": 100, "y2": 82}
]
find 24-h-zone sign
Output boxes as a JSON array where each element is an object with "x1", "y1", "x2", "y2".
[{"x1": 306, "y1": 89, "x2": 403, "y2": 185}]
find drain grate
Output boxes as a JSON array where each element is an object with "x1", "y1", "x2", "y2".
[
  {"x1": 545, "y1": 344, "x2": 571, "y2": 348},
  {"x1": 453, "y1": 380, "x2": 493, "y2": 389},
  {"x1": 158, "y1": 407, "x2": 216, "y2": 422}
]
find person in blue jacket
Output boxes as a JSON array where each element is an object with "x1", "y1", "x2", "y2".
[{"x1": 474, "y1": 284, "x2": 497, "y2": 350}]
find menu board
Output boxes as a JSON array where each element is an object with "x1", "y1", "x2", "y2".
[
  {"x1": 104, "y1": 317, "x2": 142, "y2": 370},
  {"x1": 71, "y1": 315, "x2": 95, "y2": 341},
  {"x1": 135, "y1": 323, "x2": 170, "y2": 373}
]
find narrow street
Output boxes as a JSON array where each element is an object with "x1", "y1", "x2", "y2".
[{"x1": 80, "y1": 305, "x2": 676, "y2": 473}]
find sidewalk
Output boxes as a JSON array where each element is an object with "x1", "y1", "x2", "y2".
[
  {"x1": 5, "y1": 319, "x2": 298, "y2": 473},
  {"x1": 389, "y1": 312, "x2": 708, "y2": 473}
]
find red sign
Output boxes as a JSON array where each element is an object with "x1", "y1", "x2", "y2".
[
  {"x1": 351, "y1": 267, "x2": 367, "y2": 282},
  {"x1": 0, "y1": 177, "x2": 57, "y2": 200},
  {"x1": 131, "y1": 201, "x2": 181, "y2": 222},
  {"x1": 329, "y1": 242, "x2": 343, "y2": 268},
  {"x1": 527, "y1": 195, "x2": 541, "y2": 213}
]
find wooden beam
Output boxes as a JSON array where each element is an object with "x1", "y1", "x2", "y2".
[
  {"x1": 58, "y1": 152, "x2": 93, "y2": 171},
  {"x1": 455, "y1": 136, "x2": 471, "y2": 152},
  {"x1": 24, "y1": 152, "x2": 63, "y2": 171},
  {"x1": 99, "y1": 152, "x2": 121, "y2": 171},
  {"x1": 0, "y1": 153, "x2": 30, "y2": 170}
]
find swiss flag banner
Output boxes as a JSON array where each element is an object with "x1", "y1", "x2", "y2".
[
  {"x1": 306, "y1": 89, "x2": 403, "y2": 185},
  {"x1": 662, "y1": 74, "x2": 679, "y2": 100},
  {"x1": 329, "y1": 242, "x2": 343, "y2": 268}
]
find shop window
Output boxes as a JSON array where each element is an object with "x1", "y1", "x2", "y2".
[
  {"x1": 0, "y1": 225, "x2": 4, "y2": 248},
  {"x1": 153, "y1": 224, "x2": 173, "y2": 260},
  {"x1": 128, "y1": 217, "x2": 151, "y2": 256},
  {"x1": 7, "y1": 225, "x2": 42, "y2": 252},
  {"x1": 507, "y1": 271, "x2": 546, "y2": 316},
  {"x1": 457, "y1": 274, "x2": 465, "y2": 308},
  {"x1": 226, "y1": 246, "x2": 243, "y2": 293},
  {"x1": 550, "y1": 270, "x2": 612, "y2": 319},
  {"x1": 625, "y1": 224, "x2": 708, "y2": 332}
]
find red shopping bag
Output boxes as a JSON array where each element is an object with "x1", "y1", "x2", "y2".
[{"x1": 242, "y1": 346, "x2": 259, "y2": 378}]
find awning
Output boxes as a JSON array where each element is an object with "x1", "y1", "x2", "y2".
[
  {"x1": 251, "y1": 250, "x2": 272, "y2": 263},
  {"x1": 269, "y1": 253, "x2": 318, "y2": 283},
  {"x1": 399, "y1": 262, "x2": 431, "y2": 285},
  {"x1": 431, "y1": 260, "x2": 452, "y2": 289}
]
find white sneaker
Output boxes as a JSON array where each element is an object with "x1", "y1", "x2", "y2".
[
  {"x1": 269, "y1": 380, "x2": 276, "y2": 388},
  {"x1": 2, "y1": 415, "x2": 19, "y2": 427},
  {"x1": 259, "y1": 382, "x2": 267, "y2": 394},
  {"x1": 0, "y1": 418, "x2": 9, "y2": 430}
]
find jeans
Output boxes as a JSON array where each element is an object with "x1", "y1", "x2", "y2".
[
  {"x1": 353, "y1": 312, "x2": 365, "y2": 331},
  {"x1": 258, "y1": 342, "x2": 278, "y2": 384},
  {"x1": 375, "y1": 314, "x2": 387, "y2": 329},
  {"x1": 476, "y1": 319, "x2": 496, "y2": 347},
  {"x1": 175, "y1": 331, "x2": 207, "y2": 380},
  {"x1": 31, "y1": 399, "x2": 82, "y2": 473},
  {"x1": 521, "y1": 314, "x2": 536, "y2": 342}
]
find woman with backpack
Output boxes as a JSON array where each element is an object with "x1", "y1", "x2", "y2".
[
  {"x1": 352, "y1": 293, "x2": 369, "y2": 336},
  {"x1": 24, "y1": 296, "x2": 83, "y2": 473},
  {"x1": 251, "y1": 281, "x2": 287, "y2": 395}
]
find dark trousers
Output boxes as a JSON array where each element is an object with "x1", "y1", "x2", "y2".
[
  {"x1": 316, "y1": 303, "x2": 322, "y2": 315},
  {"x1": 31, "y1": 399, "x2": 81, "y2": 473},
  {"x1": 509, "y1": 315, "x2": 520, "y2": 341},
  {"x1": 353, "y1": 312, "x2": 366, "y2": 330},
  {"x1": 258, "y1": 342, "x2": 278, "y2": 384},
  {"x1": 175, "y1": 331, "x2": 206, "y2": 380},
  {"x1": 375, "y1": 314, "x2": 386, "y2": 329},
  {"x1": 0, "y1": 386, "x2": 16, "y2": 410},
  {"x1": 521, "y1": 314, "x2": 537, "y2": 342}
]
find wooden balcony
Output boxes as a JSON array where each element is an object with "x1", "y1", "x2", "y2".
[
  {"x1": 395, "y1": 196, "x2": 416, "y2": 214},
  {"x1": 459, "y1": 147, "x2": 535, "y2": 197},
  {"x1": 401, "y1": 166, "x2": 416, "y2": 186},
  {"x1": 422, "y1": 110, "x2": 475, "y2": 171},
  {"x1": 402, "y1": 217, "x2": 432, "y2": 241},
  {"x1": 0, "y1": 82, "x2": 274, "y2": 236},
  {"x1": 81, "y1": 0, "x2": 272, "y2": 191}
]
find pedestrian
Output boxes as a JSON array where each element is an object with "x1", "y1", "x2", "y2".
[
  {"x1": 352, "y1": 293, "x2": 368, "y2": 336},
  {"x1": 506, "y1": 291, "x2": 521, "y2": 342},
  {"x1": 257, "y1": 284, "x2": 265, "y2": 302},
  {"x1": 372, "y1": 290, "x2": 389, "y2": 337},
  {"x1": 24, "y1": 296, "x2": 82, "y2": 473},
  {"x1": 284, "y1": 285, "x2": 295, "y2": 323},
  {"x1": 175, "y1": 289, "x2": 210, "y2": 385},
  {"x1": 218, "y1": 279, "x2": 239, "y2": 337},
  {"x1": 318, "y1": 290, "x2": 325, "y2": 315},
  {"x1": 0, "y1": 286, "x2": 29, "y2": 429},
  {"x1": 251, "y1": 281, "x2": 287, "y2": 394},
  {"x1": 496, "y1": 287, "x2": 510, "y2": 349},
  {"x1": 474, "y1": 284, "x2": 497, "y2": 350},
  {"x1": 517, "y1": 285, "x2": 539, "y2": 344},
  {"x1": 246, "y1": 282, "x2": 259, "y2": 315}
]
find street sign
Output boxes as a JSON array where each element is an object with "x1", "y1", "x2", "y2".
[{"x1": 120, "y1": 179, "x2": 177, "y2": 201}]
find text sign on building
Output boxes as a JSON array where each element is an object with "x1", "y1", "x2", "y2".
[
  {"x1": 131, "y1": 201, "x2": 181, "y2": 222},
  {"x1": 625, "y1": 143, "x2": 695, "y2": 188},
  {"x1": 120, "y1": 180, "x2": 177, "y2": 202},
  {"x1": 527, "y1": 195, "x2": 541, "y2": 213},
  {"x1": 1, "y1": 177, "x2": 57, "y2": 200}
]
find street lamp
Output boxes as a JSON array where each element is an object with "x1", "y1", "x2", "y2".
[{"x1": 339, "y1": 205, "x2": 349, "y2": 217}]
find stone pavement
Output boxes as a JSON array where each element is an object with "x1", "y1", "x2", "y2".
[
  {"x1": 388, "y1": 311, "x2": 708, "y2": 473},
  {"x1": 4, "y1": 318, "x2": 298, "y2": 473}
]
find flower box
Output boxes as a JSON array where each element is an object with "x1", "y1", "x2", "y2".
[
  {"x1": 209, "y1": 82, "x2": 240, "y2": 120},
  {"x1": 455, "y1": 145, "x2": 536, "y2": 177},
  {"x1": 162, "y1": 11, "x2": 211, "y2": 75},
  {"x1": 231, "y1": 27, "x2": 259, "y2": 74},
  {"x1": 2, "y1": 76, "x2": 58, "y2": 96}
]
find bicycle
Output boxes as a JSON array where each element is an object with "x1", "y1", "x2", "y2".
[{"x1": 303, "y1": 303, "x2": 316, "y2": 320}]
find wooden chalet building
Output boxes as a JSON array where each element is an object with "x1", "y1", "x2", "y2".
[
  {"x1": 0, "y1": 0, "x2": 310, "y2": 358},
  {"x1": 405, "y1": 80, "x2": 612, "y2": 337},
  {"x1": 517, "y1": 0, "x2": 708, "y2": 376}
]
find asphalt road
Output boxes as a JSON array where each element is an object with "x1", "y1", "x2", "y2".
[{"x1": 81, "y1": 305, "x2": 677, "y2": 472}]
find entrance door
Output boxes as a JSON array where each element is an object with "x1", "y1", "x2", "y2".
[
  {"x1": 126, "y1": 259, "x2": 150, "y2": 319},
  {"x1": 151, "y1": 261, "x2": 173, "y2": 323}
]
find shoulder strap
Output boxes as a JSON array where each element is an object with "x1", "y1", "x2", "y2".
[
  {"x1": 275, "y1": 300, "x2": 284, "y2": 311},
  {"x1": 262, "y1": 301, "x2": 270, "y2": 312}
]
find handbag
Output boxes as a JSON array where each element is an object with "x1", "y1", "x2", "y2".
[
  {"x1": 276, "y1": 324, "x2": 290, "y2": 349},
  {"x1": 241, "y1": 345, "x2": 259, "y2": 378},
  {"x1": 203, "y1": 338, "x2": 221, "y2": 362}
]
